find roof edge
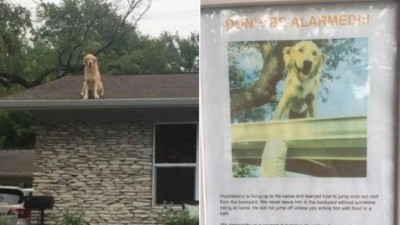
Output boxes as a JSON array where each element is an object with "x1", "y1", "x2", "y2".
[{"x1": 0, "y1": 98, "x2": 199, "y2": 110}]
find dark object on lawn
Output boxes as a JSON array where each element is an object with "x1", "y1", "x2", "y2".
[{"x1": 24, "y1": 196, "x2": 54, "y2": 225}]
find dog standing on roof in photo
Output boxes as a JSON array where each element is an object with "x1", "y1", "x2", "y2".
[
  {"x1": 273, "y1": 41, "x2": 326, "y2": 120},
  {"x1": 81, "y1": 53, "x2": 104, "y2": 99}
]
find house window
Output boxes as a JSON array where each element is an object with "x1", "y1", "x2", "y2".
[{"x1": 153, "y1": 123, "x2": 198, "y2": 205}]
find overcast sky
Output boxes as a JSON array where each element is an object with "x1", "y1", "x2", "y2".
[
  {"x1": 9, "y1": 0, "x2": 199, "y2": 37},
  {"x1": 138, "y1": 0, "x2": 199, "y2": 37}
]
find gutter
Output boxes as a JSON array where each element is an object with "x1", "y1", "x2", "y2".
[{"x1": 0, "y1": 98, "x2": 199, "y2": 110}]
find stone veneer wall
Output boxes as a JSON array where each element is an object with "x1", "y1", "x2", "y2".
[{"x1": 34, "y1": 121, "x2": 164, "y2": 225}]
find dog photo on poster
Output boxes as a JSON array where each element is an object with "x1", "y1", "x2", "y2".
[{"x1": 229, "y1": 38, "x2": 368, "y2": 178}]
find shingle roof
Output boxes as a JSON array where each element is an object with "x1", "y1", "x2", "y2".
[
  {"x1": 1, "y1": 74, "x2": 198, "y2": 100},
  {"x1": 0, "y1": 74, "x2": 198, "y2": 110},
  {"x1": 0, "y1": 150, "x2": 33, "y2": 176}
]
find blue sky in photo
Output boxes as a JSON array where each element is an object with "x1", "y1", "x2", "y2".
[{"x1": 318, "y1": 39, "x2": 368, "y2": 118}]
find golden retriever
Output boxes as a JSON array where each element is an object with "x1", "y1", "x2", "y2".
[
  {"x1": 81, "y1": 54, "x2": 104, "y2": 99},
  {"x1": 273, "y1": 41, "x2": 325, "y2": 120}
]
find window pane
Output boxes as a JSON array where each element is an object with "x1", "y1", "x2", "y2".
[
  {"x1": 156, "y1": 167, "x2": 195, "y2": 205},
  {"x1": 155, "y1": 124, "x2": 197, "y2": 163}
]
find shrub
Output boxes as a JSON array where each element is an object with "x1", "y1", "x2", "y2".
[
  {"x1": 0, "y1": 217, "x2": 12, "y2": 225},
  {"x1": 57, "y1": 208, "x2": 88, "y2": 225},
  {"x1": 163, "y1": 204, "x2": 199, "y2": 225}
]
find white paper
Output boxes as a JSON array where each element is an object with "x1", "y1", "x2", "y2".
[{"x1": 201, "y1": 2, "x2": 397, "y2": 225}]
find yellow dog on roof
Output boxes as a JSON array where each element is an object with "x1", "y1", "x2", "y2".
[{"x1": 81, "y1": 54, "x2": 104, "y2": 99}]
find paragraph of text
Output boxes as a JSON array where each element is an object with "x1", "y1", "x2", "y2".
[{"x1": 219, "y1": 193, "x2": 378, "y2": 216}]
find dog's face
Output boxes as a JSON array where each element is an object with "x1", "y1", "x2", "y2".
[
  {"x1": 283, "y1": 41, "x2": 325, "y2": 81},
  {"x1": 83, "y1": 54, "x2": 97, "y2": 69}
]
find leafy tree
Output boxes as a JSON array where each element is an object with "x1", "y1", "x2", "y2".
[
  {"x1": 0, "y1": 0, "x2": 198, "y2": 89},
  {"x1": 0, "y1": 111, "x2": 35, "y2": 149},
  {"x1": 0, "y1": 0, "x2": 151, "y2": 88},
  {"x1": 177, "y1": 32, "x2": 199, "y2": 72},
  {"x1": 232, "y1": 162, "x2": 259, "y2": 178},
  {"x1": 0, "y1": 1, "x2": 36, "y2": 150},
  {"x1": 229, "y1": 39, "x2": 363, "y2": 121},
  {"x1": 0, "y1": 0, "x2": 34, "y2": 88},
  {"x1": 100, "y1": 31, "x2": 199, "y2": 74},
  {"x1": 36, "y1": 0, "x2": 151, "y2": 75}
]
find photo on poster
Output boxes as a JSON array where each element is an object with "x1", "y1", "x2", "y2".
[{"x1": 229, "y1": 38, "x2": 368, "y2": 178}]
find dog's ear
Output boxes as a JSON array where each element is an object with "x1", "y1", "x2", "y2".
[
  {"x1": 283, "y1": 46, "x2": 293, "y2": 69},
  {"x1": 83, "y1": 57, "x2": 87, "y2": 65}
]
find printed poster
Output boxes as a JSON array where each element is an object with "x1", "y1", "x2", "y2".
[{"x1": 201, "y1": 2, "x2": 397, "y2": 225}]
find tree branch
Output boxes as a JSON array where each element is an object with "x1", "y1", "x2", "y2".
[
  {"x1": 0, "y1": 68, "x2": 55, "y2": 88},
  {"x1": 230, "y1": 41, "x2": 294, "y2": 113},
  {"x1": 94, "y1": 0, "x2": 151, "y2": 56}
]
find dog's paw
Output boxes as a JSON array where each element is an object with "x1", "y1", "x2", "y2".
[{"x1": 83, "y1": 95, "x2": 88, "y2": 100}]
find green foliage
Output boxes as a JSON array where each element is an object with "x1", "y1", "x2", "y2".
[
  {"x1": 228, "y1": 42, "x2": 262, "y2": 90},
  {"x1": 163, "y1": 205, "x2": 199, "y2": 225},
  {"x1": 0, "y1": 0, "x2": 32, "y2": 75},
  {"x1": 0, "y1": 216, "x2": 12, "y2": 225},
  {"x1": 0, "y1": 0, "x2": 198, "y2": 80},
  {"x1": 1, "y1": 0, "x2": 198, "y2": 90},
  {"x1": 36, "y1": 0, "x2": 127, "y2": 71},
  {"x1": 32, "y1": 0, "x2": 198, "y2": 75},
  {"x1": 177, "y1": 33, "x2": 199, "y2": 72},
  {"x1": 101, "y1": 31, "x2": 199, "y2": 74},
  {"x1": 31, "y1": 0, "x2": 138, "y2": 77},
  {"x1": 57, "y1": 208, "x2": 88, "y2": 225},
  {"x1": 318, "y1": 39, "x2": 363, "y2": 102},
  {"x1": 231, "y1": 105, "x2": 269, "y2": 123},
  {"x1": 0, "y1": 111, "x2": 35, "y2": 149},
  {"x1": 232, "y1": 162, "x2": 259, "y2": 178}
]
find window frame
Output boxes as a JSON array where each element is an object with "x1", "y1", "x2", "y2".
[{"x1": 152, "y1": 122, "x2": 199, "y2": 207}]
